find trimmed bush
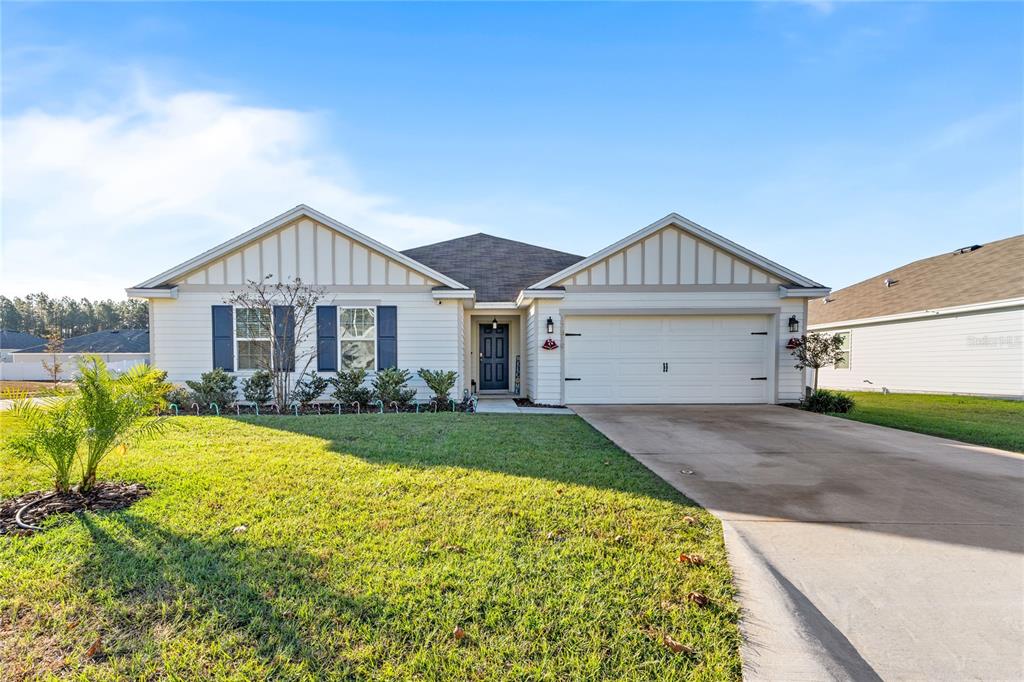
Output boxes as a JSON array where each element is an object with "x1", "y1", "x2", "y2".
[
  {"x1": 417, "y1": 369, "x2": 458, "y2": 404},
  {"x1": 372, "y1": 368, "x2": 417, "y2": 406},
  {"x1": 241, "y1": 370, "x2": 274, "y2": 405},
  {"x1": 291, "y1": 372, "x2": 329, "y2": 406},
  {"x1": 328, "y1": 368, "x2": 374, "y2": 407},
  {"x1": 801, "y1": 389, "x2": 855, "y2": 414},
  {"x1": 185, "y1": 368, "x2": 237, "y2": 407}
]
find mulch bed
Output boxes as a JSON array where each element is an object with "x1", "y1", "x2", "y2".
[
  {"x1": 0, "y1": 482, "x2": 150, "y2": 536},
  {"x1": 514, "y1": 398, "x2": 567, "y2": 409},
  {"x1": 167, "y1": 402, "x2": 475, "y2": 416}
]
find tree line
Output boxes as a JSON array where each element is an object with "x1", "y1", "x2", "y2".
[{"x1": 0, "y1": 294, "x2": 148, "y2": 339}]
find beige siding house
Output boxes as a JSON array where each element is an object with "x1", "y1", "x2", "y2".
[
  {"x1": 129, "y1": 205, "x2": 828, "y2": 404},
  {"x1": 809, "y1": 235, "x2": 1024, "y2": 399}
]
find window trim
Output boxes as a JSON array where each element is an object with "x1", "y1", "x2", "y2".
[
  {"x1": 338, "y1": 306, "x2": 377, "y2": 372},
  {"x1": 834, "y1": 330, "x2": 852, "y2": 370},
  {"x1": 233, "y1": 306, "x2": 273, "y2": 371}
]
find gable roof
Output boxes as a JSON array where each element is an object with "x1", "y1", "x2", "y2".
[
  {"x1": 132, "y1": 205, "x2": 467, "y2": 291},
  {"x1": 17, "y1": 329, "x2": 150, "y2": 354},
  {"x1": 403, "y1": 234, "x2": 584, "y2": 302},
  {"x1": 808, "y1": 234, "x2": 1024, "y2": 326},
  {"x1": 529, "y1": 213, "x2": 824, "y2": 290},
  {"x1": 0, "y1": 330, "x2": 47, "y2": 349}
]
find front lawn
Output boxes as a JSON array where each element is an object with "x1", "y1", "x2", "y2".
[
  {"x1": 0, "y1": 414, "x2": 740, "y2": 680},
  {"x1": 835, "y1": 392, "x2": 1024, "y2": 452}
]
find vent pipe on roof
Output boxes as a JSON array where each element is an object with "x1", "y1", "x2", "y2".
[
  {"x1": 883, "y1": 278, "x2": 897, "y2": 288},
  {"x1": 954, "y1": 245, "x2": 981, "y2": 254}
]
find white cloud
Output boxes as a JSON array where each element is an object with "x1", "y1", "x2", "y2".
[{"x1": 1, "y1": 81, "x2": 476, "y2": 298}]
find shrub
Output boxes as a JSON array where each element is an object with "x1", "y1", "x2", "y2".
[
  {"x1": 165, "y1": 386, "x2": 191, "y2": 409},
  {"x1": 241, "y1": 369, "x2": 274, "y2": 405},
  {"x1": 291, "y1": 372, "x2": 329, "y2": 406},
  {"x1": 9, "y1": 398, "x2": 83, "y2": 493},
  {"x1": 417, "y1": 369, "x2": 458, "y2": 403},
  {"x1": 372, "y1": 367, "x2": 417, "y2": 406},
  {"x1": 801, "y1": 389, "x2": 855, "y2": 414},
  {"x1": 75, "y1": 356, "x2": 169, "y2": 492},
  {"x1": 328, "y1": 368, "x2": 373, "y2": 407},
  {"x1": 185, "y1": 368, "x2": 238, "y2": 407}
]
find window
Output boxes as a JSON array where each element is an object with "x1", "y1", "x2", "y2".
[
  {"x1": 340, "y1": 307, "x2": 376, "y2": 371},
  {"x1": 834, "y1": 331, "x2": 852, "y2": 369},
  {"x1": 236, "y1": 307, "x2": 271, "y2": 370}
]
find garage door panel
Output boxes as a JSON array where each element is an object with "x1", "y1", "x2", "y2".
[{"x1": 564, "y1": 315, "x2": 771, "y2": 404}]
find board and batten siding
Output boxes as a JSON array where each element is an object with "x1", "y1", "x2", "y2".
[
  {"x1": 559, "y1": 226, "x2": 783, "y2": 288},
  {"x1": 179, "y1": 217, "x2": 437, "y2": 288},
  {"x1": 814, "y1": 306, "x2": 1024, "y2": 398},
  {"x1": 526, "y1": 305, "x2": 539, "y2": 399},
  {"x1": 150, "y1": 290, "x2": 459, "y2": 398},
  {"x1": 529, "y1": 290, "x2": 806, "y2": 404}
]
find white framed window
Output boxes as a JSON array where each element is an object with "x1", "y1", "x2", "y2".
[
  {"x1": 834, "y1": 331, "x2": 852, "y2": 369},
  {"x1": 339, "y1": 307, "x2": 376, "y2": 371},
  {"x1": 235, "y1": 307, "x2": 272, "y2": 370}
]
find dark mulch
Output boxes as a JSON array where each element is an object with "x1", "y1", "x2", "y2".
[
  {"x1": 514, "y1": 398, "x2": 567, "y2": 409},
  {"x1": 166, "y1": 401, "x2": 475, "y2": 416},
  {"x1": 0, "y1": 482, "x2": 150, "y2": 536}
]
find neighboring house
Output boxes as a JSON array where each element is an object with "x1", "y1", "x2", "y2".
[
  {"x1": 2, "y1": 329, "x2": 150, "y2": 381},
  {"x1": 809, "y1": 235, "x2": 1024, "y2": 399},
  {"x1": 0, "y1": 330, "x2": 47, "y2": 364},
  {"x1": 127, "y1": 205, "x2": 828, "y2": 404}
]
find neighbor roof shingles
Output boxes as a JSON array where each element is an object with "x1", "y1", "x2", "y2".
[
  {"x1": 402, "y1": 233, "x2": 584, "y2": 302},
  {"x1": 0, "y1": 330, "x2": 47, "y2": 349},
  {"x1": 808, "y1": 234, "x2": 1024, "y2": 326},
  {"x1": 17, "y1": 329, "x2": 150, "y2": 354}
]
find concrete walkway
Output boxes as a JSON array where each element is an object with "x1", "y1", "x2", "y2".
[
  {"x1": 475, "y1": 398, "x2": 573, "y2": 415},
  {"x1": 573, "y1": 404, "x2": 1024, "y2": 682}
]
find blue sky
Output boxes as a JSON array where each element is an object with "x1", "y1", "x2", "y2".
[{"x1": 2, "y1": 2, "x2": 1021, "y2": 298}]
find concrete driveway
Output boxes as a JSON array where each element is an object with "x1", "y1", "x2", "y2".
[{"x1": 573, "y1": 404, "x2": 1024, "y2": 681}]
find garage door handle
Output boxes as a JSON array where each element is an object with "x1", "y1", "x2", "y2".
[
  {"x1": 565, "y1": 333, "x2": 582, "y2": 337},
  {"x1": 750, "y1": 377, "x2": 767, "y2": 381},
  {"x1": 565, "y1": 377, "x2": 581, "y2": 381},
  {"x1": 750, "y1": 331, "x2": 768, "y2": 335}
]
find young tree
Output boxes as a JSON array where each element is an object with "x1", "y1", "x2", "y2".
[
  {"x1": 790, "y1": 332, "x2": 846, "y2": 391},
  {"x1": 225, "y1": 276, "x2": 324, "y2": 409},
  {"x1": 40, "y1": 328, "x2": 64, "y2": 386}
]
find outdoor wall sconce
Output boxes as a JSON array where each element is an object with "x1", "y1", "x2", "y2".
[
  {"x1": 546, "y1": 317, "x2": 554, "y2": 334},
  {"x1": 491, "y1": 317, "x2": 499, "y2": 330},
  {"x1": 788, "y1": 315, "x2": 800, "y2": 333}
]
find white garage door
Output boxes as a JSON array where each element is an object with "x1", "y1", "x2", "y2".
[{"x1": 563, "y1": 315, "x2": 772, "y2": 404}]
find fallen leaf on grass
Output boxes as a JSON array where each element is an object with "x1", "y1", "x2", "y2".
[
  {"x1": 613, "y1": 535, "x2": 624, "y2": 543},
  {"x1": 686, "y1": 592, "x2": 711, "y2": 607},
  {"x1": 453, "y1": 626, "x2": 466, "y2": 640},
  {"x1": 677, "y1": 553, "x2": 705, "y2": 566},
  {"x1": 442, "y1": 544, "x2": 466, "y2": 554},
  {"x1": 682, "y1": 515, "x2": 698, "y2": 525},
  {"x1": 85, "y1": 636, "x2": 102, "y2": 660},
  {"x1": 232, "y1": 525, "x2": 248, "y2": 534},
  {"x1": 662, "y1": 634, "x2": 693, "y2": 654}
]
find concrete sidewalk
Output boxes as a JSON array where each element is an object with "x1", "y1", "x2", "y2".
[{"x1": 573, "y1": 404, "x2": 1024, "y2": 681}]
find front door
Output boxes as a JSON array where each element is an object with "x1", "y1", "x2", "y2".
[{"x1": 479, "y1": 324, "x2": 509, "y2": 390}]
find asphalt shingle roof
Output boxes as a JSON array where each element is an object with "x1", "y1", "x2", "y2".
[
  {"x1": 403, "y1": 233, "x2": 584, "y2": 302},
  {"x1": 808, "y1": 234, "x2": 1024, "y2": 325},
  {"x1": 17, "y1": 329, "x2": 150, "y2": 354},
  {"x1": 0, "y1": 330, "x2": 47, "y2": 349}
]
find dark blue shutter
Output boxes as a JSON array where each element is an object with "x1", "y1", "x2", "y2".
[
  {"x1": 317, "y1": 306, "x2": 337, "y2": 372},
  {"x1": 212, "y1": 305, "x2": 234, "y2": 371},
  {"x1": 273, "y1": 305, "x2": 295, "y2": 372},
  {"x1": 377, "y1": 306, "x2": 397, "y2": 370}
]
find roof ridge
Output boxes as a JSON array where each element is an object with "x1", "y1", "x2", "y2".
[{"x1": 403, "y1": 232, "x2": 583, "y2": 259}]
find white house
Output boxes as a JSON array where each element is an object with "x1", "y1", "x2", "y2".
[
  {"x1": 809, "y1": 235, "x2": 1024, "y2": 399},
  {"x1": 127, "y1": 205, "x2": 829, "y2": 405}
]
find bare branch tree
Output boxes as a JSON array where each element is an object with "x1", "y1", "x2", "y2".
[
  {"x1": 789, "y1": 332, "x2": 845, "y2": 391},
  {"x1": 225, "y1": 276, "x2": 324, "y2": 409},
  {"x1": 40, "y1": 328, "x2": 64, "y2": 386}
]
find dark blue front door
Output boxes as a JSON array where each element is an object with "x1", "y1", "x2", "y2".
[{"x1": 479, "y1": 324, "x2": 509, "y2": 390}]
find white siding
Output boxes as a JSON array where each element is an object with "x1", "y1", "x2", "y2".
[
  {"x1": 526, "y1": 304, "x2": 538, "y2": 399},
  {"x1": 814, "y1": 307, "x2": 1024, "y2": 398},
  {"x1": 562, "y1": 226, "x2": 778, "y2": 287},
  {"x1": 531, "y1": 300, "x2": 563, "y2": 404},
  {"x1": 173, "y1": 217, "x2": 435, "y2": 288}
]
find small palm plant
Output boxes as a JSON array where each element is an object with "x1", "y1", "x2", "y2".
[
  {"x1": 8, "y1": 398, "x2": 84, "y2": 493},
  {"x1": 75, "y1": 357, "x2": 169, "y2": 493}
]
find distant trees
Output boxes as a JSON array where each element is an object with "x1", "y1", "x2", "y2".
[{"x1": 0, "y1": 294, "x2": 148, "y2": 338}]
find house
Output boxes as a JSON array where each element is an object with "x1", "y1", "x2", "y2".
[
  {"x1": 0, "y1": 330, "x2": 47, "y2": 364},
  {"x1": 808, "y1": 235, "x2": 1024, "y2": 399},
  {"x1": 127, "y1": 205, "x2": 829, "y2": 404},
  {"x1": 1, "y1": 329, "x2": 150, "y2": 382}
]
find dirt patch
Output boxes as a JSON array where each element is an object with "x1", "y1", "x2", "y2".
[{"x1": 0, "y1": 482, "x2": 150, "y2": 536}]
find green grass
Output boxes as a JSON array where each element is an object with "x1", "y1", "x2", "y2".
[
  {"x1": 0, "y1": 415, "x2": 741, "y2": 680},
  {"x1": 834, "y1": 392, "x2": 1024, "y2": 452}
]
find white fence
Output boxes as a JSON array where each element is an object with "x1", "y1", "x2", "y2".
[{"x1": 0, "y1": 353, "x2": 150, "y2": 381}]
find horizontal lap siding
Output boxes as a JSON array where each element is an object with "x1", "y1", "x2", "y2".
[
  {"x1": 815, "y1": 307, "x2": 1024, "y2": 397},
  {"x1": 151, "y1": 291, "x2": 458, "y2": 399}
]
